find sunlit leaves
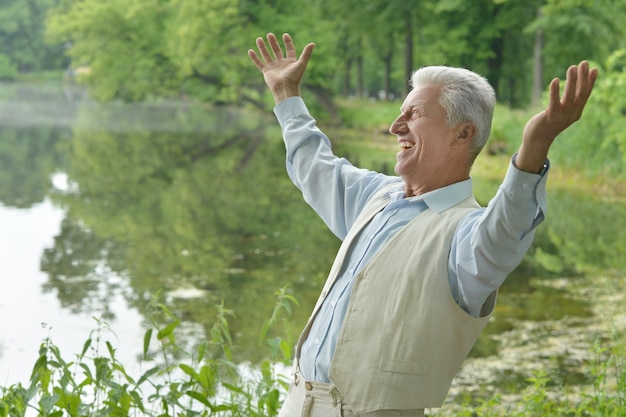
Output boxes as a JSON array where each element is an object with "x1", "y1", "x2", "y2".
[{"x1": 47, "y1": 0, "x2": 181, "y2": 101}]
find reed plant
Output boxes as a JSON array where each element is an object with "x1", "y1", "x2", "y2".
[
  {"x1": 0, "y1": 288, "x2": 297, "y2": 417},
  {"x1": 2, "y1": 287, "x2": 625, "y2": 417}
]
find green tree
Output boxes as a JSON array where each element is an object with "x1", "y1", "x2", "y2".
[
  {"x1": 163, "y1": 0, "x2": 252, "y2": 103},
  {"x1": 46, "y1": 0, "x2": 182, "y2": 101},
  {"x1": 548, "y1": 49, "x2": 626, "y2": 177},
  {"x1": 0, "y1": 53, "x2": 19, "y2": 80},
  {"x1": 46, "y1": 0, "x2": 326, "y2": 105},
  {"x1": 529, "y1": 0, "x2": 626, "y2": 89},
  {"x1": 44, "y1": 0, "x2": 626, "y2": 111},
  {"x1": 0, "y1": 0, "x2": 67, "y2": 72}
]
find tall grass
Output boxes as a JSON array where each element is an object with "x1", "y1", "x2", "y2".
[
  {"x1": 0, "y1": 288, "x2": 297, "y2": 417},
  {"x1": 2, "y1": 285, "x2": 625, "y2": 416}
]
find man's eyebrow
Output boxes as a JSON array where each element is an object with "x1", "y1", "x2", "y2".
[{"x1": 400, "y1": 102, "x2": 424, "y2": 112}]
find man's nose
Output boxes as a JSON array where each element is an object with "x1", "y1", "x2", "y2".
[{"x1": 389, "y1": 116, "x2": 405, "y2": 135}]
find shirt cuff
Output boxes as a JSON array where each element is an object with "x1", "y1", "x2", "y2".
[
  {"x1": 504, "y1": 154, "x2": 548, "y2": 219},
  {"x1": 273, "y1": 96, "x2": 309, "y2": 126}
]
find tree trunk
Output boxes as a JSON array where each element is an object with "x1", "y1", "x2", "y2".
[
  {"x1": 357, "y1": 54, "x2": 364, "y2": 98},
  {"x1": 404, "y1": 12, "x2": 413, "y2": 98},
  {"x1": 384, "y1": 50, "x2": 393, "y2": 101},
  {"x1": 532, "y1": 8, "x2": 544, "y2": 107},
  {"x1": 343, "y1": 57, "x2": 352, "y2": 97},
  {"x1": 307, "y1": 85, "x2": 340, "y2": 125},
  {"x1": 487, "y1": 35, "x2": 504, "y2": 103}
]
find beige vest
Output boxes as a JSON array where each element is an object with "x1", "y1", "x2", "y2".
[{"x1": 295, "y1": 184, "x2": 494, "y2": 413}]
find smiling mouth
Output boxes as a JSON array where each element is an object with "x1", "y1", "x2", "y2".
[{"x1": 399, "y1": 141, "x2": 415, "y2": 150}]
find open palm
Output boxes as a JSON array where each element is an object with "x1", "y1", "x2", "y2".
[
  {"x1": 523, "y1": 61, "x2": 598, "y2": 147},
  {"x1": 248, "y1": 33, "x2": 315, "y2": 103}
]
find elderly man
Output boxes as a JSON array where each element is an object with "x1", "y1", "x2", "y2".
[{"x1": 248, "y1": 33, "x2": 597, "y2": 417}]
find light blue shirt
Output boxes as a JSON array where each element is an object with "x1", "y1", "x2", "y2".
[{"x1": 274, "y1": 96, "x2": 548, "y2": 383}]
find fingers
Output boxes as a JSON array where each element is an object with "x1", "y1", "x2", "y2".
[
  {"x1": 300, "y1": 42, "x2": 316, "y2": 66},
  {"x1": 561, "y1": 64, "x2": 578, "y2": 105},
  {"x1": 578, "y1": 61, "x2": 598, "y2": 102},
  {"x1": 256, "y1": 35, "x2": 274, "y2": 64},
  {"x1": 283, "y1": 33, "x2": 296, "y2": 59},
  {"x1": 549, "y1": 61, "x2": 598, "y2": 116},
  {"x1": 248, "y1": 33, "x2": 288, "y2": 71},
  {"x1": 246, "y1": 39, "x2": 269, "y2": 72},
  {"x1": 268, "y1": 33, "x2": 284, "y2": 60},
  {"x1": 247, "y1": 49, "x2": 264, "y2": 71},
  {"x1": 565, "y1": 61, "x2": 599, "y2": 103},
  {"x1": 548, "y1": 77, "x2": 560, "y2": 109},
  {"x1": 248, "y1": 33, "x2": 314, "y2": 72},
  {"x1": 576, "y1": 61, "x2": 589, "y2": 99}
]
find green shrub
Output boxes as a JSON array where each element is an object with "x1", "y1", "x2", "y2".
[
  {"x1": 3, "y1": 286, "x2": 626, "y2": 416},
  {"x1": 0, "y1": 54, "x2": 18, "y2": 81},
  {"x1": 0, "y1": 289, "x2": 297, "y2": 417}
]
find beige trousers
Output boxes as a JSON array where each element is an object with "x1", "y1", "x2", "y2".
[{"x1": 278, "y1": 373, "x2": 426, "y2": 417}]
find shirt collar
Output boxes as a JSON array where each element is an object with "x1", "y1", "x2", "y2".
[{"x1": 387, "y1": 178, "x2": 473, "y2": 214}]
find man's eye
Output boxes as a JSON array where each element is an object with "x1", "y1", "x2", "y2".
[{"x1": 411, "y1": 109, "x2": 421, "y2": 118}]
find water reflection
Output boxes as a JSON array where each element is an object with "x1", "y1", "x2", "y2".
[
  {"x1": 48, "y1": 106, "x2": 339, "y2": 361},
  {"x1": 0, "y1": 128, "x2": 69, "y2": 208},
  {"x1": 1, "y1": 82, "x2": 624, "y2": 396},
  {"x1": 1, "y1": 81, "x2": 338, "y2": 371}
]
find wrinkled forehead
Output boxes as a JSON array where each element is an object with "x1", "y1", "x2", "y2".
[{"x1": 400, "y1": 84, "x2": 444, "y2": 113}]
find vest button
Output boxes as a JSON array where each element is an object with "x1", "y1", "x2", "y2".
[{"x1": 305, "y1": 382, "x2": 313, "y2": 391}]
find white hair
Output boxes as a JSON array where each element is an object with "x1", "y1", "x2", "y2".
[{"x1": 411, "y1": 66, "x2": 496, "y2": 161}]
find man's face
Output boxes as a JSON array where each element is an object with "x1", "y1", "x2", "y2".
[{"x1": 389, "y1": 84, "x2": 458, "y2": 184}]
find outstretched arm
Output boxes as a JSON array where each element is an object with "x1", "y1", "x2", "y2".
[
  {"x1": 248, "y1": 33, "x2": 315, "y2": 104},
  {"x1": 516, "y1": 61, "x2": 598, "y2": 173}
]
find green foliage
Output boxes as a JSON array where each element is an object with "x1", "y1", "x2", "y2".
[
  {"x1": 0, "y1": 0, "x2": 68, "y2": 73},
  {"x1": 432, "y1": 331, "x2": 626, "y2": 416},
  {"x1": 260, "y1": 287, "x2": 299, "y2": 361},
  {"x1": 0, "y1": 291, "x2": 295, "y2": 417},
  {"x1": 2, "y1": 291, "x2": 626, "y2": 416},
  {"x1": 486, "y1": 52, "x2": 626, "y2": 180},
  {"x1": 528, "y1": 187, "x2": 626, "y2": 275},
  {"x1": 553, "y1": 49, "x2": 626, "y2": 177},
  {"x1": 479, "y1": 83, "x2": 626, "y2": 277},
  {"x1": 46, "y1": 0, "x2": 182, "y2": 101},
  {"x1": 163, "y1": 0, "x2": 252, "y2": 103},
  {"x1": 535, "y1": 0, "x2": 626, "y2": 83},
  {"x1": 44, "y1": 0, "x2": 326, "y2": 103},
  {"x1": 33, "y1": 0, "x2": 626, "y2": 108},
  {"x1": 0, "y1": 54, "x2": 18, "y2": 80}
]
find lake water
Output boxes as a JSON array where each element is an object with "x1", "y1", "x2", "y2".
[
  {"x1": 0, "y1": 80, "x2": 331, "y2": 385},
  {"x1": 0, "y1": 197, "x2": 148, "y2": 384},
  {"x1": 0, "y1": 80, "x2": 624, "y2": 408}
]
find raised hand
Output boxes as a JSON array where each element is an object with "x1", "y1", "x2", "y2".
[
  {"x1": 248, "y1": 33, "x2": 315, "y2": 104},
  {"x1": 517, "y1": 61, "x2": 598, "y2": 173}
]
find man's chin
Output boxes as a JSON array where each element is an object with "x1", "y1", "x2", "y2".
[{"x1": 393, "y1": 163, "x2": 401, "y2": 176}]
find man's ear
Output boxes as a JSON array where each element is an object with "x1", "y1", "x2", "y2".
[{"x1": 453, "y1": 123, "x2": 476, "y2": 147}]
